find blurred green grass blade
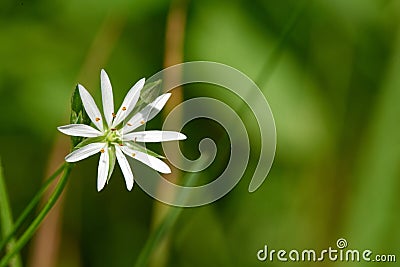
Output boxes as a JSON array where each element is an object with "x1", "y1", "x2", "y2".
[
  {"x1": 0, "y1": 158, "x2": 23, "y2": 267},
  {"x1": 345, "y1": 30, "x2": 400, "y2": 249},
  {"x1": 133, "y1": 157, "x2": 209, "y2": 267},
  {"x1": 0, "y1": 163, "x2": 65, "y2": 253},
  {"x1": 257, "y1": 0, "x2": 310, "y2": 86},
  {"x1": 0, "y1": 164, "x2": 72, "y2": 267},
  {"x1": 133, "y1": 173, "x2": 198, "y2": 267}
]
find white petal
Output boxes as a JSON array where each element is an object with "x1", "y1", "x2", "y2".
[
  {"x1": 122, "y1": 93, "x2": 171, "y2": 134},
  {"x1": 97, "y1": 145, "x2": 109, "y2": 191},
  {"x1": 112, "y1": 78, "x2": 145, "y2": 127},
  {"x1": 78, "y1": 84, "x2": 104, "y2": 132},
  {"x1": 101, "y1": 69, "x2": 114, "y2": 127},
  {"x1": 58, "y1": 124, "x2": 103, "y2": 137},
  {"x1": 122, "y1": 131, "x2": 186, "y2": 142},
  {"x1": 115, "y1": 146, "x2": 134, "y2": 191},
  {"x1": 120, "y1": 146, "x2": 171, "y2": 174},
  {"x1": 65, "y1": 142, "x2": 104, "y2": 162}
]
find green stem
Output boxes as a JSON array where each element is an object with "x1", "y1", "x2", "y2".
[
  {"x1": 0, "y1": 163, "x2": 65, "y2": 253},
  {"x1": 134, "y1": 171, "x2": 199, "y2": 267},
  {"x1": 134, "y1": 207, "x2": 181, "y2": 267},
  {"x1": 0, "y1": 164, "x2": 73, "y2": 267},
  {"x1": 0, "y1": 158, "x2": 22, "y2": 267}
]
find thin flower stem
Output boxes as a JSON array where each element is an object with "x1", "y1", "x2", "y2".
[
  {"x1": 0, "y1": 164, "x2": 73, "y2": 267},
  {"x1": 0, "y1": 158, "x2": 22, "y2": 267},
  {"x1": 134, "y1": 169, "x2": 201, "y2": 267},
  {"x1": 0, "y1": 163, "x2": 66, "y2": 253},
  {"x1": 134, "y1": 206, "x2": 182, "y2": 267}
]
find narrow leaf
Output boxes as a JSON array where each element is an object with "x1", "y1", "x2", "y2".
[
  {"x1": 70, "y1": 85, "x2": 91, "y2": 146},
  {"x1": 130, "y1": 79, "x2": 163, "y2": 117},
  {"x1": 140, "y1": 79, "x2": 162, "y2": 104},
  {"x1": 0, "y1": 158, "x2": 23, "y2": 267}
]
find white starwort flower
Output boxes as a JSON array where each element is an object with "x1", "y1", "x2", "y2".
[{"x1": 58, "y1": 69, "x2": 186, "y2": 191}]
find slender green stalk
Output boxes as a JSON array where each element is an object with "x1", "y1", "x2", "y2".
[
  {"x1": 0, "y1": 163, "x2": 65, "y2": 253},
  {"x1": 0, "y1": 158, "x2": 22, "y2": 267},
  {"x1": 0, "y1": 164, "x2": 73, "y2": 267},
  {"x1": 134, "y1": 171, "x2": 199, "y2": 267},
  {"x1": 257, "y1": 0, "x2": 310, "y2": 85},
  {"x1": 134, "y1": 206, "x2": 181, "y2": 267}
]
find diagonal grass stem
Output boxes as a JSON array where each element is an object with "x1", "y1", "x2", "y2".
[
  {"x1": 0, "y1": 163, "x2": 66, "y2": 254},
  {"x1": 0, "y1": 163, "x2": 72, "y2": 267}
]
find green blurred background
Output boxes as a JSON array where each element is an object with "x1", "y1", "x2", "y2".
[{"x1": 0, "y1": 0, "x2": 399, "y2": 266}]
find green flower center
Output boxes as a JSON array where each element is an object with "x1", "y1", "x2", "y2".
[{"x1": 105, "y1": 128, "x2": 122, "y2": 144}]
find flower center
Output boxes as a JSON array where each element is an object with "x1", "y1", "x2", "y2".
[{"x1": 105, "y1": 128, "x2": 122, "y2": 144}]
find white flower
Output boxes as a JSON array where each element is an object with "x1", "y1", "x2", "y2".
[{"x1": 58, "y1": 69, "x2": 186, "y2": 191}]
